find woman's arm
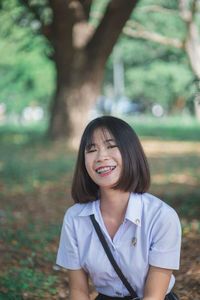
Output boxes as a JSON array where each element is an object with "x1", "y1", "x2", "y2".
[
  {"x1": 142, "y1": 265, "x2": 172, "y2": 300},
  {"x1": 68, "y1": 269, "x2": 90, "y2": 300}
]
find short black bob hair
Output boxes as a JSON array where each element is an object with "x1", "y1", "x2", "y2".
[{"x1": 71, "y1": 116, "x2": 150, "y2": 203}]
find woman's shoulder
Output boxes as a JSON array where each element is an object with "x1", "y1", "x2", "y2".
[
  {"x1": 138, "y1": 193, "x2": 181, "y2": 237},
  {"x1": 141, "y1": 192, "x2": 179, "y2": 220}
]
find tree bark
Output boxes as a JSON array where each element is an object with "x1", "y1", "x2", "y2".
[{"x1": 49, "y1": 53, "x2": 104, "y2": 148}]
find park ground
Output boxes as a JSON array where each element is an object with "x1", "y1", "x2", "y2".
[{"x1": 0, "y1": 116, "x2": 200, "y2": 299}]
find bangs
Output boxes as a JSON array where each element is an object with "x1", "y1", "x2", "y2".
[{"x1": 84, "y1": 126, "x2": 115, "y2": 151}]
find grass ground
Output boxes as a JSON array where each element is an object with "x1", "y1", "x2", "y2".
[{"x1": 0, "y1": 115, "x2": 200, "y2": 299}]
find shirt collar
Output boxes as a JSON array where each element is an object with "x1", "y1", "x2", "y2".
[
  {"x1": 125, "y1": 193, "x2": 142, "y2": 227},
  {"x1": 78, "y1": 200, "x2": 98, "y2": 217},
  {"x1": 78, "y1": 193, "x2": 143, "y2": 227}
]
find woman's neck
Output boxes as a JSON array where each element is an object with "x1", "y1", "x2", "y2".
[
  {"x1": 99, "y1": 188, "x2": 130, "y2": 239},
  {"x1": 100, "y1": 188, "x2": 130, "y2": 223}
]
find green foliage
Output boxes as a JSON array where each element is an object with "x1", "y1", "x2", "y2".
[
  {"x1": 0, "y1": 0, "x2": 55, "y2": 113},
  {"x1": 103, "y1": 0, "x2": 197, "y2": 113},
  {"x1": 125, "y1": 115, "x2": 200, "y2": 141},
  {"x1": 125, "y1": 59, "x2": 193, "y2": 109},
  {"x1": 0, "y1": 267, "x2": 57, "y2": 299},
  {"x1": 133, "y1": 0, "x2": 186, "y2": 39}
]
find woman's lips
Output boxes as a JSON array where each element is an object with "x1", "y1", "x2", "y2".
[{"x1": 95, "y1": 166, "x2": 116, "y2": 176}]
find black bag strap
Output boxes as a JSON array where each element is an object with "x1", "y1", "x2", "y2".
[{"x1": 90, "y1": 214, "x2": 138, "y2": 299}]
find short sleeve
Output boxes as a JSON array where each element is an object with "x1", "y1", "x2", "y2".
[
  {"x1": 149, "y1": 208, "x2": 181, "y2": 270},
  {"x1": 56, "y1": 210, "x2": 81, "y2": 270}
]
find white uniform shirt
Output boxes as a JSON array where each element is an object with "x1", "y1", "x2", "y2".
[{"x1": 56, "y1": 193, "x2": 181, "y2": 298}]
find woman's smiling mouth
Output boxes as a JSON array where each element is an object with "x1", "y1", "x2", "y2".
[{"x1": 95, "y1": 166, "x2": 116, "y2": 176}]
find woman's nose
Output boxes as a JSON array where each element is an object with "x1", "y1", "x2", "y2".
[{"x1": 96, "y1": 147, "x2": 109, "y2": 161}]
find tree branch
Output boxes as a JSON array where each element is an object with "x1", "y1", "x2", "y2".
[
  {"x1": 47, "y1": 0, "x2": 74, "y2": 44},
  {"x1": 126, "y1": 20, "x2": 146, "y2": 31},
  {"x1": 89, "y1": 5, "x2": 181, "y2": 25},
  {"x1": 49, "y1": 0, "x2": 89, "y2": 24},
  {"x1": 78, "y1": 0, "x2": 92, "y2": 20},
  {"x1": 136, "y1": 5, "x2": 180, "y2": 16},
  {"x1": 87, "y1": 0, "x2": 139, "y2": 68},
  {"x1": 123, "y1": 24, "x2": 184, "y2": 49}
]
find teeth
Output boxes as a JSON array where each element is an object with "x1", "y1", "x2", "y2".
[{"x1": 96, "y1": 166, "x2": 115, "y2": 174}]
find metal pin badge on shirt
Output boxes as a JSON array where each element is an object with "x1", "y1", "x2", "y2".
[{"x1": 132, "y1": 237, "x2": 137, "y2": 246}]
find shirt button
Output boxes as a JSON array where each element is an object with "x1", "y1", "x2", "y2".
[
  {"x1": 116, "y1": 291, "x2": 122, "y2": 296},
  {"x1": 135, "y1": 218, "x2": 140, "y2": 225}
]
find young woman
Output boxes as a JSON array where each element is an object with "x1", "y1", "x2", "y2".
[{"x1": 56, "y1": 116, "x2": 181, "y2": 300}]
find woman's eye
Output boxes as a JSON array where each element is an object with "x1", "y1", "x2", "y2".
[
  {"x1": 87, "y1": 149, "x2": 96, "y2": 153},
  {"x1": 108, "y1": 145, "x2": 117, "y2": 149}
]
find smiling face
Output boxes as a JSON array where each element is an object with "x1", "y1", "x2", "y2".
[{"x1": 84, "y1": 128, "x2": 123, "y2": 191}]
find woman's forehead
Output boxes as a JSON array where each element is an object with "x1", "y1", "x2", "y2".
[{"x1": 85, "y1": 127, "x2": 115, "y2": 148}]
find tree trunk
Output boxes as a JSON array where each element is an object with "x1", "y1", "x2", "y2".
[
  {"x1": 49, "y1": 50, "x2": 104, "y2": 148},
  {"x1": 178, "y1": 0, "x2": 200, "y2": 79},
  {"x1": 46, "y1": 0, "x2": 139, "y2": 147},
  {"x1": 185, "y1": 22, "x2": 200, "y2": 79}
]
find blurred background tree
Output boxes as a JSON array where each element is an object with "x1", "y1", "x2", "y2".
[
  {"x1": 0, "y1": 0, "x2": 200, "y2": 146},
  {"x1": 0, "y1": 0, "x2": 139, "y2": 147}
]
